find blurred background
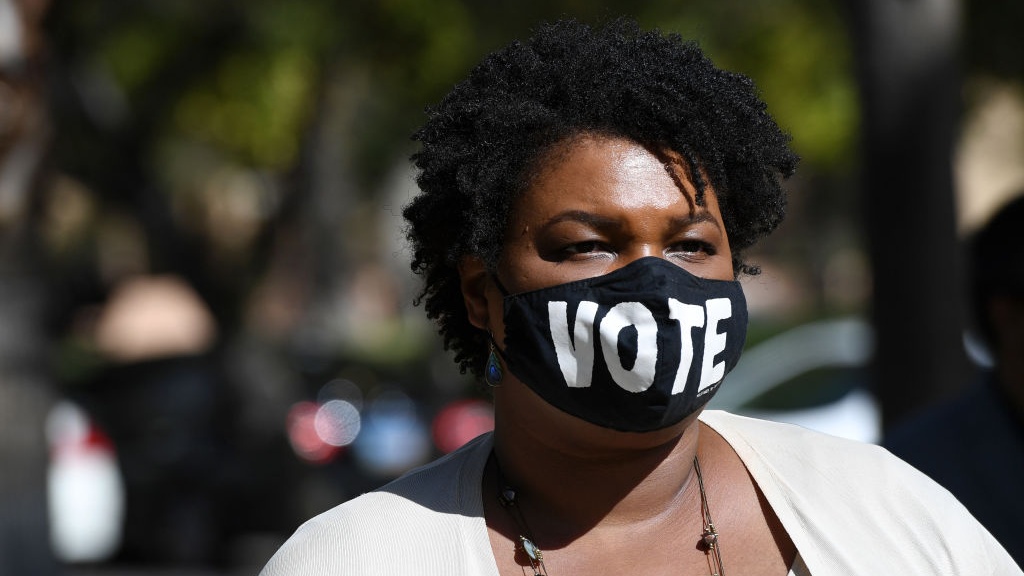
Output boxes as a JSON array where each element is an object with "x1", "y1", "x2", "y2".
[{"x1": 1, "y1": 0, "x2": 1022, "y2": 574}]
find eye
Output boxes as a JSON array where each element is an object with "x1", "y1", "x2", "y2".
[
  {"x1": 550, "y1": 240, "x2": 614, "y2": 261},
  {"x1": 565, "y1": 241, "x2": 601, "y2": 255},
  {"x1": 668, "y1": 239, "x2": 716, "y2": 261}
]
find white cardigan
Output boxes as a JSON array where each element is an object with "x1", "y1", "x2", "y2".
[{"x1": 261, "y1": 410, "x2": 1021, "y2": 575}]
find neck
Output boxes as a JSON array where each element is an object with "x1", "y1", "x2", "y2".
[{"x1": 490, "y1": 384, "x2": 704, "y2": 542}]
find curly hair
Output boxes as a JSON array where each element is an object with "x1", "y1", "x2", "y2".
[{"x1": 403, "y1": 18, "x2": 799, "y2": 376}]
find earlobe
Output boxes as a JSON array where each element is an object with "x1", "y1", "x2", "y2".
[{"x1": 458, "y1": 256, "x2": 491, "y2": 330}]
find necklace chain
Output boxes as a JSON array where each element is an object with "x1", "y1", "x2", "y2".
[
  {"x1": 495, "y1": 454, "x2": 724, "y2": 576},
  {"x1": 694, "y1": 455, "x2": 725, "y2": 576},
  {"x1": 497, "y1": 484, "x2": 548, "y2": 575}
]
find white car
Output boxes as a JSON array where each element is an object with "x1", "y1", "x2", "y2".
[{"x1": 707, "y1": 317, "x2": 881, "y2": 443}]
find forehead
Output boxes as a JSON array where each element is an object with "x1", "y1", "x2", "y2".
[{"x1": 515, "y1": 135, "x2": 708, "y2": 218}]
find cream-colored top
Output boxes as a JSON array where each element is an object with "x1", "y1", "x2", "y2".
[
  {"x1": 261, "y1": 411, "x2": 1022, "y2": 575},
  {"x1": 790, "y1": 552, "x2": 809, "y2": 576}
]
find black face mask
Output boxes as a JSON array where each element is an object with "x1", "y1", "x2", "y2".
[{"x1": 496, "y1": 257, "x2": 747, "y2": 432}]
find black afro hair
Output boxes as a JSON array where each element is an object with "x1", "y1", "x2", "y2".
[{"x1": 403, "y1": 18, "x2": 799, "y2": 376}]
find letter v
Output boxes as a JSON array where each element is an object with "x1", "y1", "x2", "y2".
[{"x1": 547, "y1": 301, "x2": 598, "y2": 388}]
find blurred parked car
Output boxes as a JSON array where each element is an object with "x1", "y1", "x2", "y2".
[{"x1": 708, "y1": 317, "x2": 881, "y2": 443}]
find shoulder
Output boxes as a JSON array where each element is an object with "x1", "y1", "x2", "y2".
[
  {"x1": 883, "y1": 379, "x2": 1024, "y2": 565},
  {"x1": 883, "y1": 380, "x2": 990, "y2": 455},
  {"x1": 260, "y1": 433, "x2": 496, "y2": 576},
  {"x1": 699, "y1": 409, "x2": 955, "y2": 510},
  {"x1": 699, "y1": 410, "x2": 1022, "y2": 574},
  {"x1": 700, "y1": 409, "x2": 899, "y2": 475},
  {"x1": 700, "y1": 410, "x2": 931, "y2": 509}
]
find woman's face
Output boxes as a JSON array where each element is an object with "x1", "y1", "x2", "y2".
[
  {"x1": 461, "y1": 134, "x2": 734, "y2": 339},
  {"x1": 459, "y1": 134, "x2": 736, "y2": 443},
  {"x1": 498, "y1": 135, "x2": 734, "y2": 294}
]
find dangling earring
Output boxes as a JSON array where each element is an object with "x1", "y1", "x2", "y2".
[{"x1": 485, "y1": 341, "x2": 503, "y2": 387}]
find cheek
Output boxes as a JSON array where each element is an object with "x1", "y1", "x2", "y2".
[
  {"x1": 486, "y1": 283, "x2": 509, "y2": 345},
  {"x1": 713, "y1": 254, "x2": 735, "y2": 281}
]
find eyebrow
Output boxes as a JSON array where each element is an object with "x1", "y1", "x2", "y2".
[{"x1": 540, "y1": 209, "x2": 722, "y2": 232}]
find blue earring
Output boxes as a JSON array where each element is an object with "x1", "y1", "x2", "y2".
[{"x1": 485, "y1": 342, "x2": 503, "y2": 387}]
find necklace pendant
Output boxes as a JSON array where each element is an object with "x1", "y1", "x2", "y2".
[
  {"x1": 499, "y1": 487, "x2": 517, "y2": 507},
  {"x1": 520, "y1": 536, "x2": 543, "y2": 562},
  {"x1": 702, "y1": 529, "x2": 719, "y2": 548}
]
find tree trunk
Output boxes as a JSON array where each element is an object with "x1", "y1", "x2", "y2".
[
  {"x1": 844, "y1": 0, "x2": 971, "y2": 427},
  {"x1": 0, "y1": 278, "x2": 58, "y2": 576},
  {"x1": 0, "y1": 1, "x2": 59, "y2": 572}
]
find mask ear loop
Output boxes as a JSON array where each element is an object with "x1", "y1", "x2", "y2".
[
  {"x1": 490, "y1": 273, "x2": 511, "y2": 297},
  {"x1": 484, "y1": 273, "x2": 511, "y2": 387}
]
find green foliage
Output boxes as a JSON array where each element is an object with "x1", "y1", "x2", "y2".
[
  {"x1": 55, "y1": 0, "x2": 858, "y2": 181},
  {"x1": 173, "y1": 47, "x2": 317, "y2": 170},
  {"x1": 246, "y1": 0, "x2": 336, "y2": 53},
  {"x1": 639, "y1": 0, "x2": 857, "y2": 170},
  {"x1": 373, "y1": 0, "x2": 475, "y2": 97},
  {"x1": 98, "y1": 21, "x2": 181, "y2": 96}
]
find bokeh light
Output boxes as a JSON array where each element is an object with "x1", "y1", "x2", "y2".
[
  {"x1": 45, "y1": 402, "x2": 124, "y2": 563},
  {"x1": 432, "y1": 399, "x2": 495, "y2": 454},
  {"x1": 286, "y1": 401, "x2": 339, "y2": 464},
  {"x1": 313, "y1": 399, "x2": 361, "y2": 447},
  {"x1": 352, "y1": 389, "x2": 430, "y2": 477}
]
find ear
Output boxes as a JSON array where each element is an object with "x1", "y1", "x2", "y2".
[{"x1": 458, "y1": 255, "x2": 491, "y2": 330}]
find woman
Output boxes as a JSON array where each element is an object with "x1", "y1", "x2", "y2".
[{"x1": 261, "y1": 19, "x2": 1020, "y2": 575}]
